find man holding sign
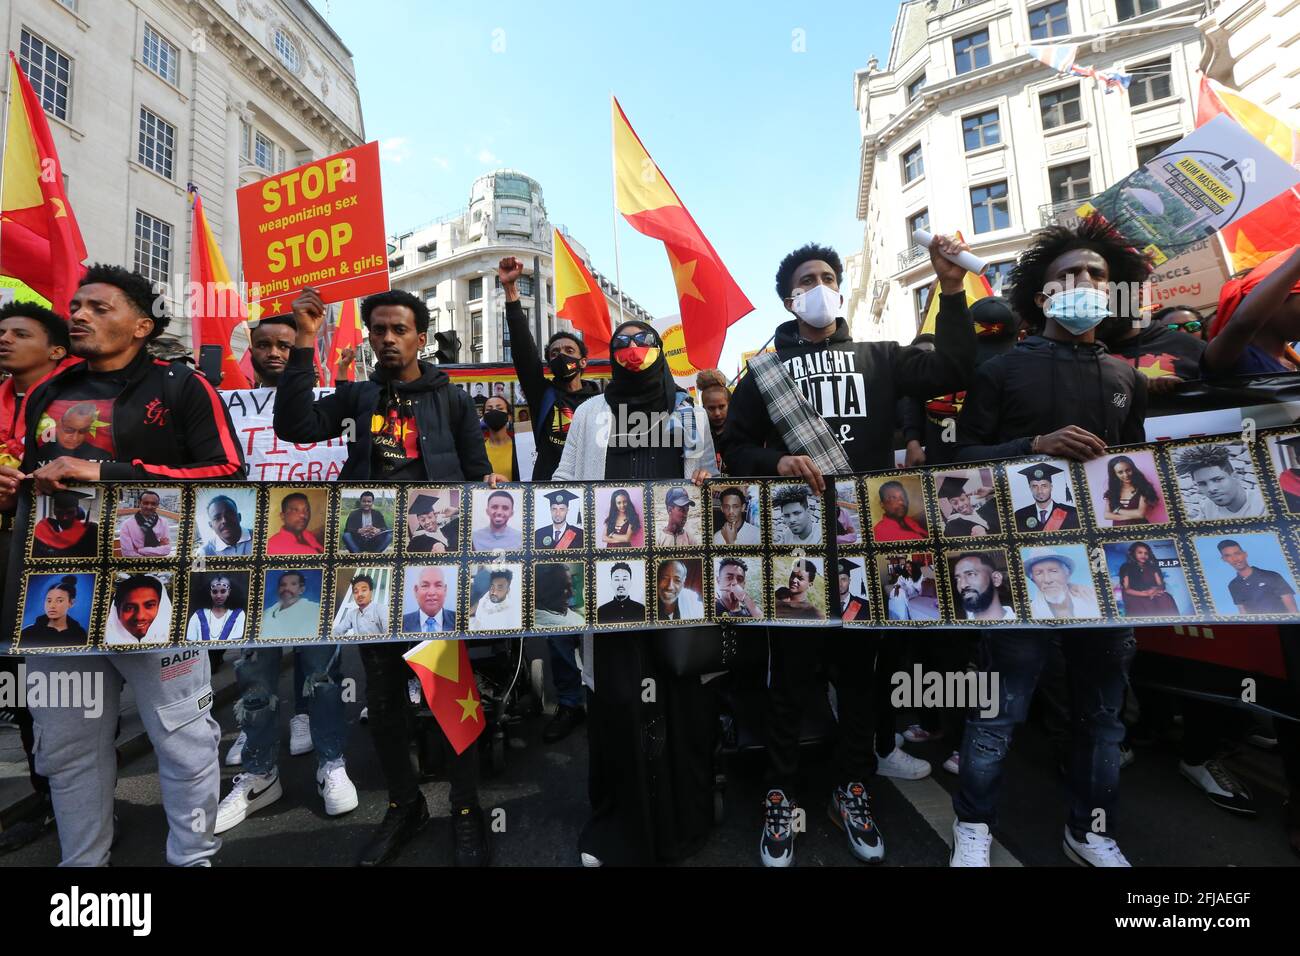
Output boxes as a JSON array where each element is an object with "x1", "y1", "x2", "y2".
[{"x1": 274, "y1": 285, "x2": 503, "y2": 867}]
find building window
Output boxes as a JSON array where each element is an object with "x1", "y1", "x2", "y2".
[
  {"x1": 470, "y1": 310, "x2": 483, "y2": 359},
  {"x1": 1040, "y1": 84, "x2": 1082, "y2": 129},
  {"x1": 137, "y1": 108, "x2": 176, "y2": 179},
  {"x1": 1116, "y1": 0, "x2": 1160, "y2": 21},
  {"x1": 472, "y1": 209, "x2": 483, "y2": 223},
  {"x1": 1128, "y1": 57, "x2": 1173, "y2": 107},
  {"x1": 1049, "y1": 160, "x2": 1092, "y2": 203},
  {"x1": 419, "y1": 241, "x2": 437, "y2": 262},
  {"x1": 953, "y1": 29, "x2": 991, "y2": 75},
  {"x1": 906, "y1": 72, "x2": 926, "y2": 103},
  {"x1": 901, "y1": 144, "x2": 924, "y2": 184},
  {"x1": 517, "y1": 275, "x2": 534, "y2": 297},
  {"x1": 907, "y1": 209, "x2": 930, "y2": 239},
  {"x1": 141, "y1": 24, "x2": 179, "y2": 85},
  {"x1": 240, "y1": 121, "x2": 252, "y2": 161},
  {"x1": 970, "y1": 181, "x2": 1011, "y2": 233},
  {"x1": 468, "y1": 277, "x2": 483, "y2": 301},
  {"x1": 501, "y1": 205, "x2": 527, "y2": 216},
  {"x1": 1028, "y1": 1, "x2": 1070, "y2": 40},
  {"x1": 389, "y1": 256, "x2": 404, "y2": 271},
  {"x1": 986, "y1": 261, "x2": 1015, "y2": 296},
  {"x1": 1136, "y1": 137, "x2": 1179, "y2": 166},
  {"x1": 273, "y1": 29, "x2": 300, "y2": 73},
  {"x1": 134, "y1": 211, "x2": 171, "y2": 286},
  {"x1": 913, "y1": 286, "x2": 931, "y2": 324},
  {"x1": 962, "y1": 109, "x2": 1001, "y2": 151},
  {"x1": 422, "y1": 286, "x2": 438, "y2": 303},
  {"x1": 18, "y1": 29, "x2": 72, "y2": 121},
  {"x1": 254, "y1": 131, "x2": 275, "y2": 172}
]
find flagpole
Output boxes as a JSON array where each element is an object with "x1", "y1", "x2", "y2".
[{"x1": 609, "y1": 94, "x2": 626, "y2": 330}]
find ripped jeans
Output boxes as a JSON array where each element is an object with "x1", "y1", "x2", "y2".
[
  {"x1": 235, "y1": 645, "x2": 346, "y2": 774},
  {"x1": 954, "y1": 628, "x2": 1136, "y2": 837}
]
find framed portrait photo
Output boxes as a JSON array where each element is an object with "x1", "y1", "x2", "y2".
[
  {"x1": 1007, "y1": 460, "x2": 1082, "y2": 534},
  {"x1": 111, "y1": 486, "x2": 182, "y2": 560},
  {"x1": 1171, "y1": 441, "x2": 1269, "y2": 523}
]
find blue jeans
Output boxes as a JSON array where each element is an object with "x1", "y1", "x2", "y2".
[
  {"x1": 548, "y1": 635, "x2": 584, "y2": 709},
  {"x1": 954, "y1": 627, "x2": 1136, "y2": 836},
  {"x1": 235, "y1": 645, "x2": 346, "y2": 774}
]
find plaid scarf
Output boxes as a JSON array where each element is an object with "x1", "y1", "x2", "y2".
[{"x1": 747, "y1": 352, "x2": 851, "y2": 475}]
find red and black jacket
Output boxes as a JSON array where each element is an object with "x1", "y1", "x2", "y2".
[{"x1": 21, "y1": 349, "x2": 246, "y2": 481}]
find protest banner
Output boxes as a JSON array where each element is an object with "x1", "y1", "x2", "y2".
[
  {"x1": 236, "y1": 141, "x2": 389, "y2": 312},
  {"x1": 220, "y1": 388, "x2": 350, "y2": 482}
]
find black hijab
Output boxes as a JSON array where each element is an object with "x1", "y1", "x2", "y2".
[{"x1": 603, "y1": 320, "x2": 675, "y2": 416}]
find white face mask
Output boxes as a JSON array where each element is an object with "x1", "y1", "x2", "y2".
[{"x1": 791, "y1": 284, "x2": 842, "y2": 329}]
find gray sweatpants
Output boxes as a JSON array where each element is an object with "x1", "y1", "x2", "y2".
[{"x1": 28, "y1": 650, "x2": 221, "y2": 866}]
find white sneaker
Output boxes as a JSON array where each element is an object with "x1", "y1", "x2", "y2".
[
  {"x1": 1062, "y1": 827, "x2": 1131, "y2": 867},
  {"x1": 359, "y1": 706, "x2": 369, "y2": 723},
  {"x1": 875, "y1": 746, "x2": 932, "y2": 780},
  {"x1": 942, "y1": 751, "x2": 960, "y2": 775},
  {"x1": 316, "y1": 758, "x2": 359, "y2": 816},
  {"x1": 215, "y1": 770, "x2": 282, "y2": 834},
  {"x1": 289, "y1": 714, "x2": 313, "y2": 756},
  {"x1": 950, "y1": 819, "x2": 992, "y2": 867},
  {"x1": 225, "y1": 730, "x2": 247, "y2": 767},
  {"x1": 580, "y1": 852, "x2": 603, "y2": 867}
]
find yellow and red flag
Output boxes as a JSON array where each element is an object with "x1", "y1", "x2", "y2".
[
  {"x1": 331, "y1": 298, "x2": 364, "y2": 382},
  {"x1": 1, "y1": 52, "x2": 87, "y2": 313},
  {"x1": 612, "y1": 97, "x2": 753, "y2": 368},
  {"x1": 553, "y1": 228, "x2": 611, "y2": 358},
  {"x1": 188, "y1": 185, "x2": 252, "y2": 389},
  {"x1": 1196, "y1": 75, "x2": 1300, "y2": 273},
  {"x1": 917, "y1": 234, "x2": 994, "y2": 338},
  {"x1": 403, "y1": 639, "x2": 484, "y2": 755}
]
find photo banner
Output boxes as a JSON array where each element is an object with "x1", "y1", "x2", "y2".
[{"x1": 10, "y1": 426, "x2": 1300, "y2": 655}]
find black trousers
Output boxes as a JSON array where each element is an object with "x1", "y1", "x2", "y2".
[
  {"x1": 0, "y1": 657, "x2": 47, "y2": 796},
  {"x1": 358, "y1": 643, "x2": 478, "y2": 809},
  {"x1": 763, "y1": 628, "x2": 878, "y2": 797}
]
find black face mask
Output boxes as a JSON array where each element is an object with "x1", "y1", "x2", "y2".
[
  {"x1": 548, "y1": 354, "x2": 581, "y2": 381},
  {"x1": 483, "y1": 410, "x2": 510, "y2": 431}
]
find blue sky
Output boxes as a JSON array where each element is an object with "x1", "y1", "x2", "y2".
[{"x1": 317, "y1": 0, "x2": 894, "y2": 372}]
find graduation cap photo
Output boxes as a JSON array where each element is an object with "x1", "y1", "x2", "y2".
[{"x1": 1008, "y1": 459, "x2": 1080, "y2": 533}]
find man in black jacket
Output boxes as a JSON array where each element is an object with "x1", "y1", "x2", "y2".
[
  {"x1": 276, "y1": 286, "x2": 502, "y2": 867},
  {"x1": 949, "y1": 217, "x2": 1148, "y2": 869},
  {"x1": 724, "y1": 237, "x2": 976, "y2": 868},
  {"x1": 0, "y1": 264, "x2": 245, "y2": 866},
  {"x1": 498, "y1": 255, "x2": 596, "y2": 743}
]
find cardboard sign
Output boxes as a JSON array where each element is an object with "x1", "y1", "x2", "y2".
[
  {"x1": 236, "y1": 141, "x2": 389, "y2": 311},
  {"x1": 1144, "y1": 238, "x2": 1231, "y2": 314}
]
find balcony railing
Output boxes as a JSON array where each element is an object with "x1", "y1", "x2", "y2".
[
  {"x1": 897, "y1": 244, "x2": 929, "y2": 272},
  {"x1": 1039, "y1": 194, "x2": 1096, "y2": 227}
]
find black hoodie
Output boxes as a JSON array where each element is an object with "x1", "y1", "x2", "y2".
[
  {"x1": 955, "y1": 335, "x2": 1147, "y2": 462},
  {"x1": 274, "y1": 346, "x2": 490, "y2": 482},
  {"x1": 723, "y1": 292, "x2": 976, "y2": 476}
]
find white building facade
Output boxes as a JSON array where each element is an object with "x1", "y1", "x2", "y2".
[
  {"x1": 1199, "y1": 0, "x2": 1300, "y2": 121},
  {"x1": 384, "y1": 169, "x2": 652, "y2": 366},
  {"x1": 851, "y1": 0, "x2": 1206, "y2": 343},
  {"x1": 2, "y1": 0, "x2": 364, "y2": 348}
]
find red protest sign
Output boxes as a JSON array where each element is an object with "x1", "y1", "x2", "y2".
[{"x1": 236, "y1": 141, "x2": 389, "y2": 312}]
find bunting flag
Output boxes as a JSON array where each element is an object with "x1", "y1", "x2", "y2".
[
  {"x1": 331, "y1": 298, "x2": 363, "y2": 382},
  {"x1": 1026, "y1": 43, "x2": 1130, "y2": 93},
  {"x1": 1196, "y1": 75, "x2": 1300, "y2": 273},
  {"x1": 0, "y1": 52, "x2": 87, "y2": 313},
  {"x1": 188, "y1": 185, "x2": 251, "y2": 389},
  {"x1": 553, "y1": 228, "x2": 611, "y2": 358},
  {"x1": 612, "y1": 96, "x2": 753, "y2": 368},
  {"x1": 403, "y1": 639, "x2": 484, "y2": 755}
]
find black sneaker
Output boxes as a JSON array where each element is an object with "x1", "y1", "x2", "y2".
[
  {"x1": 452, "y1": 806, "x2": 490, "y2": 867},
  {"x1": 543, "y1": 704, "x2": 586, "y2": 744},
  {"x1": 0, "y1": 798, "x2": 55, "y2": 856},
  {"x1": 357, "y1": 796, "x2": 430, "y2": 867},
  {"x1": 0, "y1": 708, "x2": 19, "y2": 729},
  {"x1": 759, "y1": 789, "x2": 796, "y2": 868},
  {"x1": 1179, "y1": 759, "x2": 1256, "y2": 815},
  {"x1": 829, "y1": 782, "x2": 885, "y2": 863}
]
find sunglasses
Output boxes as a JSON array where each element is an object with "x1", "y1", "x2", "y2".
[
  {"x1": 611, "y1": 330, "x2": 659, "y2": 349},
  {"x1": 1168, "y1": 320, "x2": 1202, "y2": 332}
]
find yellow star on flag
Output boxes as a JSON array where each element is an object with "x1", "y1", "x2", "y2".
[
  {"x1": 1136, "y1": 356, "x2": 1173, "y2": 380},
  {"x1": 457, "y1": 693, "x2": 481, "y2": 723},
  {"x1": 267, "y1": 299, "x2": 284, "y2": 314},
  {"x1": 668, "y1": 248, "x2": 705, "y2": 303}
]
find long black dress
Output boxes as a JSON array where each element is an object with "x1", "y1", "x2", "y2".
[{"x1": 579, "y1": 403, "x2": 716, "y2": 865}]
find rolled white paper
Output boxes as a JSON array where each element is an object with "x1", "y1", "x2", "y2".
[{"x1": 912, "y1": 228, "x2": 987, "y2": 275}]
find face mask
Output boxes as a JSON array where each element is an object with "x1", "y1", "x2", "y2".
[
  {"x1": 1043, "y1": 287, "x2": 1111, "y2": 334},
  {"x1": 483, "y1": 410, "x2": 509, "y2": 431},
  {"x1": 548, "y1": 354, "x2": 581, "y2": 381},
  {"x1": 791, "y1": 284, "x2": 842, "y2": 329},
  {"x1": 614, "y1": 345, "x2": 660, "y2": 372}
]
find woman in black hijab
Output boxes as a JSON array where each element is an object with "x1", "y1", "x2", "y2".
[{"x1": 554, "y1": 319, "x2": 719, "y2": 865}]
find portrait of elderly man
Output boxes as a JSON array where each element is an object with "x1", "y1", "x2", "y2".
[{"x1": 1024, "y1": 551, "x2": 1100, "y2": 620}]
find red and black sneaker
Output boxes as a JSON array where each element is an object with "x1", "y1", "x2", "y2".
[
  {"x1": 760, "y1": 789, "x2": 797, "y2": 868},
  {"x1": 829, "y1": 782, "x2": 885, "y2": 863}
]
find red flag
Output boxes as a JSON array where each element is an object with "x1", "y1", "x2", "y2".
[
  {"x1": 612, "y1": 97, "x2": 753, "y2": 368},
  {"x1": 330, "y1": 298, "x2": 363, "y2": 382},
  {"x1": 188, "y1": 185, "x2": 251, "y2": 389},
  {"x1": 1, "y1": 52, "x2": 87, "y2": 312}
]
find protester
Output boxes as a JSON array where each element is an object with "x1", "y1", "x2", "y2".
[
  {"x1": 697, "y1": 368, "x2": 731, "y2": 471},
  {"x1": 1155, "y1": 305, "x2": 1205, "y2": 341},
  {"x1": 1204, "y1": 246, "x2": 1300, "y2": 374},
  {"x1": 1098, "y1": 303, "x2": 1205, "y2": 395},
  {"x1": 0, "y1": 264, "x2": 245, "y2": 866},
  {"x1": 274, "y1": 285, "x2": 499, "y2": 866},
  {"x1": 554, "y1": 317, "x2": 717, "y2": 866},
  {"x1": 482, "y1": 395, "x2": 518, "y2": 481},
  {"x1": 723, "y1": 237, "x2": 973, "y2": 866},
  {"x1": 248, "y1": 315, "x2": 297, "y2": 387},
  {"x1": 951, "y1": 217, "x2": 1148, "y2": 868}
]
